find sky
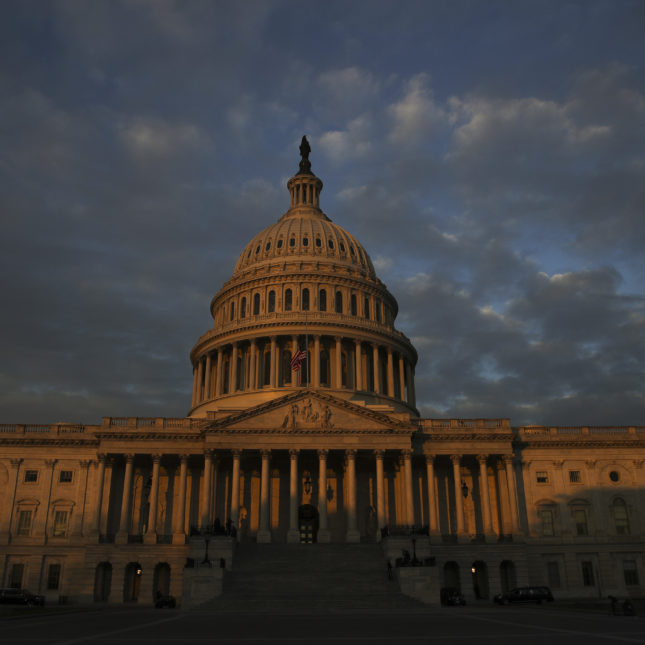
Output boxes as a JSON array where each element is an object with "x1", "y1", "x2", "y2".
[{"x1": 1, "y1": 0, "x2": 644, "y2": 426}]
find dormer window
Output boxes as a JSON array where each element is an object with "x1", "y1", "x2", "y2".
[
  {"x1": 255, "y1": 245, "x2": 260, "y2": 254},
  {"x1": 315, "y1": 238, "x2": 322, "y2": 247},
  {"x1": 339, "y1": 242, "x2": 346, "y2": 253},
  {"x1": 277, "y1": 239, "x2": 283, "y2": 249},
  {"x1": 328, "y1": 239, "x2": 334, "y2": 250},
  {"x1": 303, "y1": 237, "x2": 309, "y2": 247},
  {"x1": 265, "y1": 241, "x2": 271, "y2": 251},
  {"x1": 289, "y1": 237, "x2": 296, "y2": 247}
]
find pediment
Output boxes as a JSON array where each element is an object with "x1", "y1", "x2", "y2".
[{"x1": 206, "y1": 391, "x2": 412, "y2": 435}]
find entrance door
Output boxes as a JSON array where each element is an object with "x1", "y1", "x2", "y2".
[{"x1": 298, "y1": 504, "x2": 318, "y2": 543}]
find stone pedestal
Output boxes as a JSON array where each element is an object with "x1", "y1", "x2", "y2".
[
  {"x1": 114, "y1": 532, "x2": 128, "y2": 545},
  {"x1": 144, "y1": 533, "x2": 157, "y2": 545},
  {"x1": 172, "y1": 533, "x2": 187, "y2": 545}
]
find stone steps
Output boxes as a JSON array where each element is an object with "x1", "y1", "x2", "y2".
[{"x1": 204, "y1": 543, "x2": 427, "y2": 612}]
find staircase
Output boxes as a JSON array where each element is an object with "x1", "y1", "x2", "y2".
[{"x1": 205, "y1": 543, "x2": 427, "y2": 612}]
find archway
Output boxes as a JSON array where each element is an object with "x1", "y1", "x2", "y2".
[
  {"x1": 123, "y1": 562, "x2": 142, "y2": 602},
  {"x1": 153, "y1": 563, "x2": 171, "y2": 601},
  {"x1": 93, "y1": 562, "x2": 112, "y2": 602},
  {"x1": 500, "y1": 560, "x2": 516, "y2": 593},
  {"x1": 443, "y1": 561, "x2": 460, "y2": 590},
  {"x1": 298, "y1": 504, "x2": 319, "y2": 543},
  {"x1": 471, "y1": 560, "x2": 489, "y2": 599}
]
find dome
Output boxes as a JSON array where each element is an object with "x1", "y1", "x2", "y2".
[{"x1": 189, "y1": 139, "x2": 417, "y2": 418}]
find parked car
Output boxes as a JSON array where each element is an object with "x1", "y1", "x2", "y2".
[
  {"x1": 494, "y1": 586, "x2": 554, "y2": 605},
  {"x1": 440, "y1": 587, "x2": 466, "y2": 606},
  {"x1": 0, "y1": 588, "x2": 45, "y2": 606},
  {"x1": 155, "y1": 594, "x2": 176, "y2": 608}
]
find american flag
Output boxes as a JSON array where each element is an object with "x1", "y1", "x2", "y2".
[{"x1": 290, "y1": 349, "x2": 307, "y2": 371}]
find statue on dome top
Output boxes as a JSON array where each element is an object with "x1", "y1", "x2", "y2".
[{"x1": 298, "y1": 135, "x2": 312, "y2": 174}]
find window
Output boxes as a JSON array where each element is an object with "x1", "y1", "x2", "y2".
[
  {"x1": 328, "y1": 239, "x2": 334, "y2": 250},
  {"x1": 277, "y1": 239, "x2": 283, "y2": 249},
  {"x1": 240, "y1": 297, "x2": 246, "y2": 319},
  {"x1": 53, "y1": 510, "x2": 68, "y2": 537},
  {"x1": 375, "y1": 299, "x2": 381, "y2": 322},
  {"x1": 302, "y1": 288, "x2": 310, "y2": 311},
  {"x1": 47, "y1": 564, "x2": 61, "y2": 590},
  {"x1": 569, "y1": 470, "x2": 581, "y2": 483},
  {"x1": 289, "y1": 237, "x2": 295, "y2": 247},
  {"x1": 546, "y1": 561, "x2": 561, "y2": 588},
  {"x1": 17, "y1": 510, "x2": 32, "y2": 536},
  {"x1": 335, "y1": 291, "x2": 343, "y2": 314},
  {"x1": 339, "y1": 241, "x2": 346, "y2": 253},
  {"x1": 315, "y1": 237, "x2": 321, "y2": 247},
  {"x1": 581, "y1": 561, "x2": 595, "y2": 586},
  {"x1": 303, "y1": 236, "x2": 309, "y2": 247},
  {"x1": 350, "y1": 294, "x2": 357, "y2": 316},
  {"x1": 268, "y1": 291, "x2": 275, "y2": 313},
  {"x1": 253, "y1": 293, "x2": 260, "y2": 315},
  {"x1": 229, "y1": 301, "x2": 235, "y2": 321},
  {"x1": 59, "y1": 470, "x2": 73, "y2": 483},
  {"x1": 255, "y1": 244, "x2": 260, "y2": 254},
  {"x1": 609, "y1": 470, "x2": 620, "y2": 482},
  {"x1": 538, "y1": 509, "x2": 554, "y2": 536},
  {"x1": 574, "y1": 509, "x2": 588, "y2": 536},
  {"x1": 364, "y1": 296, "x2": 370, "y2": 319},
  {"x1": 265, "y1": 241, "x2": 271, "y2": 251},
  {"x1": 10, "y1": 563, "x2": 24, "y2": 589},
  {"x1": 284, "y1": 289, "x2": 292, "y2": 311},
  {"x1": 319, "y1": 289, "x2": 326, "y2": 312},
  {"x1": 624, "y1": 560, "x2": 639, "y2": 586},
  {"x1": 536, "y1": 471, "x2": 549, "y2": 484},
  {"x1": 613, "y1": 499, "x2": 630, "y2": 535},
  {"x1": 24, "y1": 470, "x2": 38, "y2": 483}
]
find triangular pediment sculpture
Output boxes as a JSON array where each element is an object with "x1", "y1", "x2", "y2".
[{"x1": 205, "y1": 391, "x2": 412, "y2": 435}]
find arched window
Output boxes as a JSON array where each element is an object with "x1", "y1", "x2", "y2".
[
  {"x1": 268, "y1": 291, "x2": 276, "y2": 313},
  {"x1": 230, "y1": 301, "x2": 235, "y2": 321},
  {"x1": 350, "y1": 294, "x2": 357, "y2": 316},
  {"x1": 240, "y1": 297, "x2": 246, "y2": 319},
  {"x1": 253, "y1": 293, "x2": 260, "y2": 315},
  {"x1": 285, "y1": 289, "x2": 293, "y2": 311},
  {"x1": 335, "y1": 291, "x2": 343, "y2": 314},
  {"x1": 613, "y1": 498, "x2": 630, "y2": 535},
  {"x1": 364, "y1": 296, "x2": 370, "y2": 319},
  {"x1": 302, "y1": 288, "x2": 310, "y2": 311},
  {"x1": 319, "y1": 289, "x2": 327, "y2": 312}
]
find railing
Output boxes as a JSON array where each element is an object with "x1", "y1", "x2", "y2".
[
  {"x1": 422, "y1": 419, "x2": 509, "y2": 431},
  {"x1": 0, "y1": 424, "x2": 87, "y2": 435}
]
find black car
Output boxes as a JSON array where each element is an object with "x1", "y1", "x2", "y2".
[
  {"x1": 0, "y1": 588, "x2": 46, "y2": 606},
  {"x1": 440, "y1": 587, "x2": 466, "y2": 606},
  {"x1": 494, "y1": 586, "x2": 554, "y2": 605}
]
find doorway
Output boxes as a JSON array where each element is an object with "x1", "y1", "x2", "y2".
[
  {"x1": 298, "y1": 504, "x2": 318, "y2": 543},
  {"x1": 471, "y1": 560, "x2": 489, "y2": 599},
  {"x1": 123, "y1": 562, "x2": 142, "y2": 602}
]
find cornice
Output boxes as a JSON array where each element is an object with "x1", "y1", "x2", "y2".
[{"x1": 0, "y1": 438, "x2": 99, "y2": 447}]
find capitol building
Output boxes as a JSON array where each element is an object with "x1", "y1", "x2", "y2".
[{"x1": 1, "y1": 142, "x2": 644, "y2": 607}]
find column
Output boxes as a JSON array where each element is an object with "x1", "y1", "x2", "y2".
[
  {"x1": 313, "y1": 336, "x2": 321, "y2": 387},
  {"x1": 230, "y1": 342, "x2": 238, "y2": 392},
  {"x1": 403, "y1": 450, "x2": 414, "y2": 526},
  {"x1": 269, "y1": 337, "x2": 277, "y2": 388},
  {"x1": 287, "y1": 450, "x2": 300, "y2": 543},
  {"x1": 375, "y1": 451, "x2": 386, "y2": 538},
  {"x1": 257, "y1": 450, "x2": 271, "y2": 542},
  {"x1": 317, "y1": 449, "x2": 330, "y2": 542},
  {"x1": 451, "y1": 455, "x2": 466, "y2": 539},
  {"x1": 172, "y1": 454, "x2": 189, "y2": 544},
  {"x1": 191, "y1": 366, "x2": 198, "y2": 407},
  {"x1": 291, "y1": 335, "x2": 298, "y2": 386},
  {"x1": 372, "y1": 344, "x2": 380, "y2": 394},
  {"x1": 1, "y1": 458, "x2": 22, "y2": 545},
  {"x1": 478, "y1": 455, "x2": 494, "y2": 539},
  {"x1": 200, "y1": 451, "x2": 213, "y2": 530},
  {"x1": 116, "y1": 454, "x2": 135, "y2": 544},
  {"x1": 345, "y1": 450, "x2": 359, "y2": 542},
  {"x1": 144, "y1": 454, "x2": 162, "y2": 544},
  {"x1": 354, "y1": 340, "x2": 363, "y2": 390},
  {"x1": 230, "y1": 450, "x2": 241, "y2": 536},
  {"x1": 195, "y1": 359, "x2": 204, "y2": 403},
  {"x1": 398, "y1": 355, "x2": 406, "y2": 400},
  {"x1": 210, "y1": 458, "x2": 219, "y2": 523},
  {"x1": 334, "y1": 337, "x2": 342, "y2": 388},
  {"x1": 504, "y1": 455, "x2": 521, "y2": 536},
  {"x1": 204, "y1": 353, "x2": 212, "y2": 400},
  {"x1": 92, "y1": 455, "x2": 107, "y2": 536},
  {"x1": 426, "y1": 455, "x2": 439, "y2": 538},
  {"x1": 249, "y1": 341, "x2": 256, "y2": 390},
  {"x1": 386, "y1": 347, "x2": 394, "y2": 397},
  {"x1": 215, "y1": 348, "x2": 223, "y2": 396}
]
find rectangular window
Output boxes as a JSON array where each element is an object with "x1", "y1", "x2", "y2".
[
  {"x1": 59, "y1": 470, "x2": 73, "y2": 483},
  {"x1": 53, "y1": 511, "x2": 68, "y2": 537},
  {"x1": 547, "y1": 561, "x2": 561, "y2": 588},
  {"x1": 17, "y1": 510, "x2": 32, "y2": 536},
  {"x1": 624, "y1": 560, "x2": 639, "y2": 586},
  {"x1": 24, "y1": 470, "x2": 38, "y2": 483},
  {"x1": 574, "y1": 509, "x2": 588, "y2": 535},
  {"x1": 539, "y1": 509, "x2": 554, "y2": 536},
  {"x1": 10, "y1": 563, "x2": 24, "y2": 589},
  {"x1": 47, "y1": 564, "x2": 61, "y2": 590},
  {"x1": 581, "y1": 561, "x2": 595, "y2": 586},
  {"x1": 536, "y1": 471, "x2": 549, "y2": 484},
  {"x1": 569, "y1": 470, "x2": 581, "y2": 483}
]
